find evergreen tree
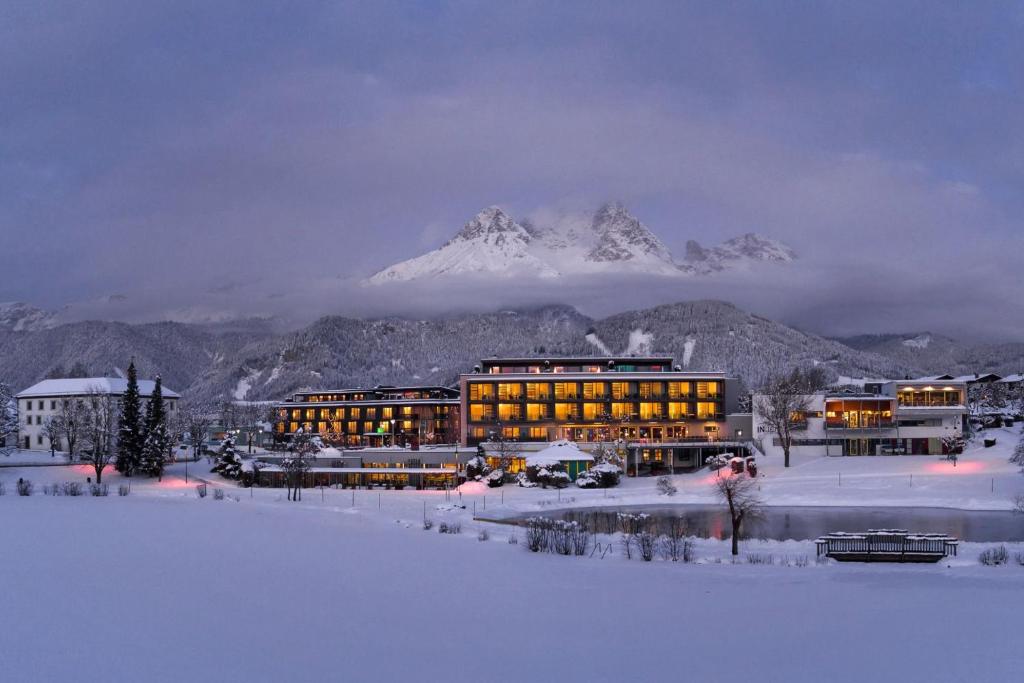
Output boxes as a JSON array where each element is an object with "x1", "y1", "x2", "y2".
[
  {"x1": 139, "y1": 376, "x2": 170, "y2": 479},
  {"x1": 116, "y1": 362, "x2": 143, "y2": 475},
  {"x1": 211, "y1": 434, "x2": 243, "y2": 480}
]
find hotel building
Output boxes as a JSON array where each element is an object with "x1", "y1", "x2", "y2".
[
  {"x1": 753, "y1": 379, "x2": 967, "y2": 457},
  {"x1": 459, "y1": 357, "x2": 745, "y2": 474},
  {"x1": 274, "y1": 385, "x2": 460, "y2": 447}
]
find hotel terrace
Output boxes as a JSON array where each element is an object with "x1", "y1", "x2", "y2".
[
  {"x1": 274, "y1": 386, "x2": 460, "y2": 448},
  {"x1": 459, "y1": 357, "x2": 746, "y2": 474}
]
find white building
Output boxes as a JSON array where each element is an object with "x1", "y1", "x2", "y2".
[
  {"x1": 753, "y1": 379, "x2": 966, "y2": 457},
  {"x1": 15, "y1": 378, "x2": 180, "y2": 451}
]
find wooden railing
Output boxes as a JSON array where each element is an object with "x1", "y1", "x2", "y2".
[{"x1": 815, "y1": 530, "x2": 958, "y2": 563}]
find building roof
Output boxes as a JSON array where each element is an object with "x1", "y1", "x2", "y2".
[
  {"x1": 526, "y1": 440, "x2": 595, "y2": 465},
  {"x1": 997, "y1": 374, "x2": 1024, "y2": 384},
  {"x1": 16, "y1": 378, "x2": 180, "y2": 399}
]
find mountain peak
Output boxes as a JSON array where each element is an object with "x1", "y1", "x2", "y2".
[
  {"x1": 587, "y1": 203, "x2": 674, "y2": 266},
  {"x1": 448, "y1": 206, "x2": 527, "y2": 244}
]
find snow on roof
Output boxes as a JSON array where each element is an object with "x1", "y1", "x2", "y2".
[
  {"x1": 525, "y1": 440, "x2": 594, "y2": 466},
  {"x1": 17, "y1": 378, "x2": 180, "y2": 399},
  {"x1": 997, "y1": 374, "x2": 1023, "y2": 384}
]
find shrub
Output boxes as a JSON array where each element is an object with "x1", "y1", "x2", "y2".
[
  {"x1": 484, "y1": 469, "x2": 505, "y2": 488},
  {"x1": 575, "y1": 471, "x2": 599, "y2": 488},
  {"x1": 89, "y1": 483, "x2": 109, "y2": 497},
  {"x1": 422, "y1": 519, "x2": 434, "y2": 531},
  {"x1": 524, "y1": 461, "x2": 570, "y2": 489},
  {"x1": 656, "y1": 475, "x2": 677, "y2": 496},
  {"x1": 196, "y1": 483, "x2": 208, "y2": 498},
  {"x1": 465, "y1": 455, "x2": 491, "y2": 480},
  {"x1": 118, "y1": 484, "x2": 130, "y2": 497},
  {"x1": 16, "y1": 479, "x2": 33, "y2": 496},
  {"x1": 61, "y1": 482, "x2": 83, "y2": 497},
  {"x1": 1015, "y1": 552, "x2": 1024, "y2": 567},
  {"x1": 636, "y1": 530, "x2": 657, "y2": 561},
  {"x1": 515, "y1": 471, "x2": 537, "y2": 488},
  {"x1": 438, "y1": 522, "x2": 461, "y2": 535},
  {"x1": 979, "y1": 545, "x2": 1009, "y2": 566},
  {"x1": 477, "y1": 529, "x2": 490, "y2": 542},
  {"x1": 0, "y1": 481, "x2": 5, "y2": 496},
  {"x1": 523, "y1": 517, "x2": 588, "y2": 555},
  {"x1": 747, "y1": 553, "x2": 775, "y2": 565},
  {"x1": 507, "y1": 532, "x2": 518, "y2": 545},
  {"x1": 213, "y1": 488, "x2": 225, "y2": 501}
]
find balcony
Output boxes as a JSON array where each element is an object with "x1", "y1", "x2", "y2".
[{"x1": 825, "y1": 421, "x2": 897, "y2": 431}]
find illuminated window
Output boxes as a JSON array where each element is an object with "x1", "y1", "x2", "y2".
[
  {"x1": 469, "y1": 384, "x2": 495, "y2": 401},
  {"x1": 316, "y1": 421, "x2": 326, "y2": 433},
  {"x1": 502, "y1": 427, "x2": 520, "y2": 439},
  {"x1": 366, "y1": 407, "x2": 377, "y2": 420},
  {"x1": 526, "y1": 403, "x2": 548, "y2": 421},
  {"x1": 363, "y1": 421, "x2": 373, "y2": 434},
  {"x1": 402, "y1": 420, "x2": 413, "y2": 431},
  {"x1": 697, "y1": 402, "x2": 716, "y2": 419},
  {"x1": 668, "y1": 382, "x2": 691, "y2": 398},
  {"x1": 611, "y1": 382, "x2": 629, "y2": 399},
  {"x1": 582, "y1": 403, "x2": 600, "y2": 420},
  {"x1": 555, "y1": 403, "x2": 578, "y2": 420},
  {"x1": 528, "y1": 427, "x2": 547, "y2": 440},
  {"x1": 639, "y1": 402, "x2": 663, "y2": 420},
  {"x1": 289, "y1": 421, "x2": 299, "y2": 433},
  {"x1": 347, "y1": 421, "x2": 357, "y2": 433},
  {"x1": 497, "y1": 403, "x2": 521, "y2": 421},
  {"x1": 697, "y1": 381, "x2": 719, "y2": 399},
  {"x1": 638, "y1": 382, "x2": 664, "y2": 399},
  {"x1": 611, "y1": 402, "x2": 631, "y2": 419},
  {"x1": 497, "y1": 383, "x2": 523, "y2": 400},
  {"x1": 582, "y1": 382, "x2": 607, "y2": 399},
  {"x1": 526, "y1": 382, "x2": 551, "y2": 400},
  {"x1": 554, "y1": 382, "x2": 578, "y2": 400},
  {"x1": 667, "y1": 402, "x2": 689, "y2": 419},
  {"x1": 402, "y1": 406, "x2": 413, "y2": 416},
  {"x1": 382, "y1": 407, "x2": 393, "y2": 420},
  {"x1": 350, "y1": 407, "x2": 361, "y2": 419},
  {"x1": 304, "y1": 409, "x2": 315, "y2": 420}
]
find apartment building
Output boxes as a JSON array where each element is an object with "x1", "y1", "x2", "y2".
[
  {"x1": 274, "y1": 385, "x2": 460, "y2": 447},
  {"x1": 15, "y1": 378, "x2": 180, "y2": 451}
]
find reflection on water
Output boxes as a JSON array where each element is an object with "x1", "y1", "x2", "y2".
[{"x1": 513, "y1": 505, "x2": 1024, "y2": 542}]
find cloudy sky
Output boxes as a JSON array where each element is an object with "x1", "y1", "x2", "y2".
[{"x1": 3, "y1": 1, "x2": 1022, "y2": 339}]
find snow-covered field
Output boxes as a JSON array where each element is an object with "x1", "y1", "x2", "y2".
[
  {"x1": 2, "y1": 427, "x2": 1023, "y2": 681},
  {"x1": 2, "y1": 441, "x2": 1024, "y2": 682}
]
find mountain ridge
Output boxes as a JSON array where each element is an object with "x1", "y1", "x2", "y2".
[{"x1": 367, "y1": 203, "x2": 796, "y2": 283}]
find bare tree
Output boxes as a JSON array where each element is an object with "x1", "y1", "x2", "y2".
[
  {"x1": 1010, "y1": 436, "x2": 1024, "y2": 473},
  {"x1": 284, "y1": 428, "x2": 319, "y2": 501},
  {"x1": 181, "y1": 400, "x2": 215, "y2": 462},
  {"x1": 715, "y1": 473, "x2": 764, "y2": 556},
  {"x1": 0, "y1": 381, "x2": 17, "y2": 456},
  {"x1": 58, "y1": 397, "x2": 89, "y2": 460},
  {"x1": 236, "y1": 402, "x2": 268, "y2": 453},
  {"x1": 81, "y1": 388, "x2": 117, "y2": 484},
  {"x1": 754, "y1": 367, "x2": 826, "y2": 468},
  {"x1": 43, "y1": 415, "x2": 63, "y2": 456},
  {"x1": 484, "y1": 423, "x2": 519, "y2": 482}
]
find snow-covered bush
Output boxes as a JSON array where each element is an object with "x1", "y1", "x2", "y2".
[
  {"x1": 1015, "y1": 552, "x2": 1024, "y2": 567},
  {"x1": 422, "y1": 519, "x2": 434, "y2": 531},
  {"x1": 0, "y1": 481, "x2": 5, "y2": 496},
  {"x1": 516, "y1": 471, "x2": 537, "y2": 488},
  {"x1": 61, "y1": 481, "x2": 83, "y2": 496},
  {"x1": 978, "y1": 545, "x2": 1009, "y2": 566},
  {"x1": 196, "y1": 483, "x2": 208, "y2": 498},
  {"x1": 523, "y1": 517, "x2": 588, "y2": 555},
  {"x1": 211, "y1": 435, "x2": 243, "y2": 480},
  {"x1": 213, "y1": 488, "x2": 225, "y2": 500},
  {"x1": 89, "y1": 483, "x2": 108, "y2": 497},
  {"x1": 484, "y1": 468, "x2": 505, "y2": 488},
  {"x1": 577, "y1": 462, "x2": 622, "y2": 488},
  {"x1": 465, "y1": 453, "x2": 490, "y2": 480},
  {"x1": 656, "y1": 475, "x2": 677, "y2": 496},
  {"x1": 477, "y1": 529, "x2": 489, "y2": 542},
  {"x1": 438, "y1": 522, "x2": 461, "y2": 535},
  {"x1": 706, "y1": 454, "x2": 730, "y2": 471},
  {"x1": 16, "y1": 479, "x2": 33, "y2": 496},
  {"x1": 118, "y1": 484, "x2": 130, "y2": 497},
  {"x1": 1010, "y1": 438, "x2": 1024, "y2": 472},
  {"x1": 524, "y1": 460, "x2": 570, "y2": 489},
  {"x1": 575, "y1": 471, "x2": 599, "y2": 488}
]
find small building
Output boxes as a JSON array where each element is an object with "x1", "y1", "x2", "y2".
[
  {"x1": 523, "y1": 440, "x2": 594, "y2": 480},
  {"x1": 753, "y1": 379, "x2": 967, "y2": 457},
  {"x1": 15, "y1": 377, "x2": 180, "y2": 452},
  {"x1": 250, "y1": 445, "x2": 462, "y2": 489}
]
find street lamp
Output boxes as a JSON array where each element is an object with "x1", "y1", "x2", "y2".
[{"x1": 390, "y1": 418, "x2": 396, "y2": 447}]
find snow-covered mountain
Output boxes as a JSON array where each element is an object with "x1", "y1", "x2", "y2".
[
  {"x1": 683, "y1": 233, "x2": 798, "y2": 274},
  {"x1": 0, "y1": 302, "x2": 58, "y2": 332},
  {"x1": 366, "y1": 203, "x2": 795, "y2": 283}
]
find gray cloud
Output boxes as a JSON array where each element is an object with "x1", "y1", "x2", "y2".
[{"x1": 2, "y1": 1, "x2": 1021, "y2": 340}]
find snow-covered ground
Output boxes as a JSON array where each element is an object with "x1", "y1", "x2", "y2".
[{"x1": 2, "y1": 441, "x2": 1024, "y2": 681}]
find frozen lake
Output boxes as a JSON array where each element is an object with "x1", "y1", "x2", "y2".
[{"x1": 498, "y1": 504, "x2": 1024, "y2": 542}]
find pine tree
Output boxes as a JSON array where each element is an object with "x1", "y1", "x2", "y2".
[
  {"x1": 211, "y1": 434, "x2": 243, "y2": 480},
  {"x1": 116, "y1": 362, "x2": 143, "y2": 475},
  {"x1": 139, "y1": 375, "x2": 170, "y2": 479}
]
